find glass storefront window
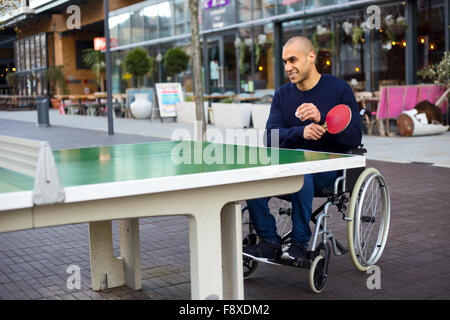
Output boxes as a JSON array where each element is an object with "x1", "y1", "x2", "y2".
[
  {"x1": 417, "y1": 0, "x2": 445, "y2": 79},
  {"x1": 279, "y1": 0, "x2": 304, "y2": 14},
  {"x1": 40, "y1": 33, "x2": 47, "y2": 68},
  {"x1": 238, "y1": 28, "x2": 253, "y2": 91},
  {"x1": 109, "y1": 15, "x2": 119, "y2": 44},
  {"x1": 238, "y1": 0, "x2": 252, "y2": 22},
  {"x1": 159, "y1": 1, "x2": 174, "y2": 38},
  {"x1": 35, "y1": 36, "x2": 41, "y2": 69},
  {"x1": 253, "y1": 25, "x2": 273, "y2": 90},
  {"x1": 111, "y1": 12, "x2": 131, "y2": 46},
  {"x1": 223, "y1": 35, "x2": 237, "y2": 93},
  {"x1": 253, "y1": 0, "x2": 277, "y2": 19},
  {"x1": 373, "y1": 3, "x2": 406, "y2": 87},
  {"x1": 25, "y1": 39, "x2": 30, "y2": 71},
  {"x1": 336, "y1": 11, "x2": 365, "y2": 86},
  {"x1": 14, "y1": 41, "x2": 20, "y2": 71},
  {"x1": 174, "y1": 0, "x2": 190, "y2": 35},
  {"x1": 142, "y1": 5, "x2": 159, "y2": 41},
  {"x1": 30, "y1": 37, "x2": 35, "y2": 70},
  {"x1": 131, "y1": 10, "x2": 145, "y2": 43}
]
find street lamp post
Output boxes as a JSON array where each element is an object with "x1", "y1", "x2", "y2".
[{"x1": 104, "y1": 0, "x2": 114, "y2": 135}]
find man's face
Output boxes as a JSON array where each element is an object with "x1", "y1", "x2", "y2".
[{"x1": 282, "y1": 43, "x2": 314, "y2": 85}]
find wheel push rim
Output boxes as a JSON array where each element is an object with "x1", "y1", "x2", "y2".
[{"x1": 354, "y1": 173, "x2": 390, "y2": 267}]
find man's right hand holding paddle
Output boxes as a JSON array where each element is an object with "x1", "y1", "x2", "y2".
[{"x1": 295, "y1": 103, "x2": 326, "y2": 141}]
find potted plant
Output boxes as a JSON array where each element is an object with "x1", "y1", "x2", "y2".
[
  {"x1": 123, "y1": 47, "x2": 153, "y2": 119},
  {"x1": 352, "y1": 26, "x2": 364, "y2": 57},
  {"x1": 44, "y1": 65, "x2": 68, "y2": 109},
  {"x1": 417, "y1": 52, "x2": 450, "y2": 87},
  {"x1": 82, "y1": 48, "x2": 105, "y2": 92},
  {"x1": 385, "y1": 14, "x2": 407, "y2": 40},
  {"x1": 5, "y1": 72, "x2": 18, "y2": 95},
  {"x1": 163, "y1": 47, "x2": 189, "y2": 82},
  {"x1": 312, "y1": 25, "x2": 335, "y2": 51}
]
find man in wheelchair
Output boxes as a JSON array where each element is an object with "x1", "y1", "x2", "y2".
[{"x1": 243, "y1": 36, "x2": 362, "y2": 262}]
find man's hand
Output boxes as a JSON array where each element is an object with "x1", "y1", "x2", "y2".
[
  {"x1": 303, "y1": 123, "x2": 326, "y2": 140},
  {"x1": 295, "y1": 103, "x2": 321, "y2": 123}
]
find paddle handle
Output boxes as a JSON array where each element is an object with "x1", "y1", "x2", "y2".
[{"x1": 321, "y1": 122, "x2": 328, "y2": 132}]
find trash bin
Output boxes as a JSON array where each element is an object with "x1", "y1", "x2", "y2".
[{"x1": 37, "y1": 96, "x2": 50, "y2": 127}]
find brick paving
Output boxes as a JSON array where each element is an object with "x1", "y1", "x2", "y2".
[{"x1": 1, "y1": 159, "x2": 449, "y2": 300}]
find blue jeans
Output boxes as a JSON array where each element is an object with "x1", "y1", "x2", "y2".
[{"x1": 246, "y1": 170, "x2": 339, "y2": 247}]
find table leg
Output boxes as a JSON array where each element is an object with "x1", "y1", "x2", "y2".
[
  {"x1": 221, "y1": 202, "x2": 244, "y2": 300},
  {"x1": 88, "y1": 221, "x2": 125, "y2": 291},
  {"x1": 119, "y1": 218, "x2": 142, "y2": 290},
  {"x1": 188, "y1": 211, "x2": 223, "y2": 300}
]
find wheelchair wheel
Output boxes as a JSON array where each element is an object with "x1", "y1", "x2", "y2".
[
  {"x1": 347, "y1": 168, "x2": 390, "y2": 271},
  {"x1": 309, "y1": 255, "x2": 327, "y2": 293}
]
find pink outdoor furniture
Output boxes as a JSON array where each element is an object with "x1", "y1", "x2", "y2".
[{"x1": 375, "y1": 84, "x2": 448, "y2": 135}]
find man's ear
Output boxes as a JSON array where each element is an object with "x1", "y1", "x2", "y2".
[{"x1": 308, "y1": 50, "x2": 316, "y2": 64}]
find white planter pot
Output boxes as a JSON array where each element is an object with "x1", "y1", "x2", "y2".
[{"x1": 130, "y1": 93, "x2": 152, "y2": 119}]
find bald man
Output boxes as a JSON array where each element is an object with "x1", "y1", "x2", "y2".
[{"x1": 243, "y1": 36, "x2": 361, "y2": 262}]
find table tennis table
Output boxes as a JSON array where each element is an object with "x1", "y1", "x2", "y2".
[{"x1": 0, "y1": 136, "x2": 365, "y2": 299}]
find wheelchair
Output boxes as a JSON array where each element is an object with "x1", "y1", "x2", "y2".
[{"x1": 242, "y1": 145, "x2": 391, "y2": 293}]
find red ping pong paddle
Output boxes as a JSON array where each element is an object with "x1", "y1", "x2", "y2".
[{"x1": 322, "y1": 104, "x2": 352, "y2": 134}]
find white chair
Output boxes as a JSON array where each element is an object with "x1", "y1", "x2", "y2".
[
  {"x1": 251, "y1": 104, "x2": 271, "y2": 129},
  {"x1": 175, "y1": 101, "x2": 209, "y2": 124},
  {"x1": 212, "y1": 103, "x2": 252, "y2": 128}
]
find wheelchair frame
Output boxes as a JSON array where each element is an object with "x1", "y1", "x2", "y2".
[{"x1": 242, "y1": 145, "x2": 391, "y2": 293}]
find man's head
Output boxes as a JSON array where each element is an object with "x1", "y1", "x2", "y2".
[{"x1": 282, "y1": 36, "x2": 317, "y2": 86}]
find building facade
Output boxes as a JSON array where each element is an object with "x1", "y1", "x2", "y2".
[{"x1": 1, "y1": 0, "x2": 448, "y2": 96}]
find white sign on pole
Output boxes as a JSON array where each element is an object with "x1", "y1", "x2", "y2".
[{"x1": 155, "y1": 83, "x2": 184, "y2": 118}]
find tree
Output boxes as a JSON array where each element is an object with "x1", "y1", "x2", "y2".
[
  {"x1": 123, "y1": 47, "x2": 152, "y2": 90},
  {"x1": 5, "y1": 72, "x2": 18, "y2": 94},
  {"x1": 44, "y1": 65, "x2": 67, "y2": 95},
  {"x1": 82, "y1": 48, "x2": 105, "y2": 91},
  {"x1": 189, "y1": 0, "x2": 206, "y2": 141},
  {"x1": 163, "y1": 47, "x2": 189, "y2": 79}
]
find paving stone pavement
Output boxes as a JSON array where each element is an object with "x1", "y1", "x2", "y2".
[
  {"x1": 1, "y1": 159, "x2": 449, "y2": 300},
  {"x1": 0, "y1": 118, "x2": 449, "y2": 300}
]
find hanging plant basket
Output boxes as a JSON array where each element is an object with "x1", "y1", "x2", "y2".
[
  {"x1": 316, "y1": 33, "x2": 331, "y2": 45},
  {"x1": 390, "y1": 24, "x2": 407, "y2": 36}
]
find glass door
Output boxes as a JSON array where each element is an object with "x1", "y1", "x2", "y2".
[
  {"x1": 206, "y1": 34, "x2": 237, "y2": 94},
  {"x1": 207, "y1": 38, "x2": 222, "y2": 93}
]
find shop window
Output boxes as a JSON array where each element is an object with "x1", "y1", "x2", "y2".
[
  {"x1": 372, "y1": 3, "x2": 406, "y2": 87},
  {"x1": 253, "y1": 0, "x2": 277, "y2": 19},
  {"x1": 142, "y1": 5, "x2": 159, "y2": 41},
  {"x1": 279, "y1": 0, "x2": 304, "y2": 14},
  {"x1": 75, "y1": 41, "x2": 93, "y2": 70},
  {"x1": 336, "y1": 11, "x2": 366, "y2": 87},
  {"x1": 159, "y1": 1, "x2": 174, "y2": 38},
  {"x1": 238, "y1": 0, "x2": 252, "y2": 22},
  {"x1": 175, "y1": 0, "x2": 190, "y2": 35},
  {"x1": 131, "y1": 10, "x2": 145, "y2": 43},
  {"x1": 417, "y1": 0, "x2": 445, "y2": 81}
]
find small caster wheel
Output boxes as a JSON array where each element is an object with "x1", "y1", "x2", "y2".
[
  {"x1": 309, "y1": 255, "x2": 327, "y2": 293},
  {"x1": 243, "y1": 255, "x2": 258, "y2": 279}
]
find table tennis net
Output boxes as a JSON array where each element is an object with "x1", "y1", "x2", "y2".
[{"x1": 0, "y1": 135, "x2": 40, "y2": 178}]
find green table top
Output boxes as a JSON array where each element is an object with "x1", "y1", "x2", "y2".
[{"x1": 0, "y1": 141, "x2": 350, "y2": 194}]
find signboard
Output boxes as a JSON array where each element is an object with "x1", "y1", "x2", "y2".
[
  {"x1": 155, "y1": 83, "x2": 184, "y2": 118},
  {"x1": 201, "y1": 0, "x2": 235, "y2": 30},
  {"x1": 93, "y1": 37, "x2": 119, "y2": 51}
]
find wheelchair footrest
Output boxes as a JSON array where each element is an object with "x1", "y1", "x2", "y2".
[{"x1": 268, "y1": 255, "x2": 312, "y2": 269}]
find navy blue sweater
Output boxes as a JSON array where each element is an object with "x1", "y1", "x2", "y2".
[{"x1": 266, "y1": 74, "x2": 362, "y2": 154}]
